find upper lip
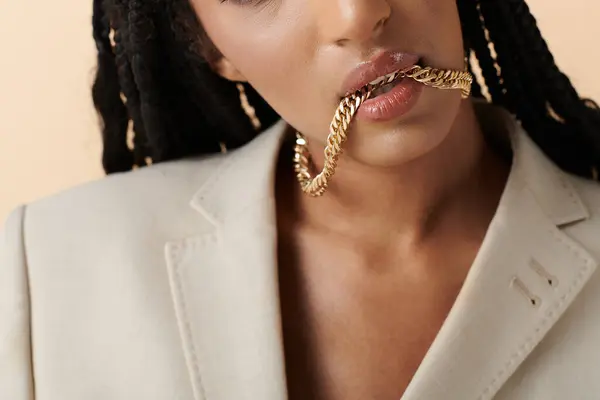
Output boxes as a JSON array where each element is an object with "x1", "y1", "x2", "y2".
[{"x1": 340, "y1": 50, "x2": 420, "y2": 97}]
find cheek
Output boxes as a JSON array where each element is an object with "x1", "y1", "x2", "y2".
[
  {"x1": 426, "y1": 0, "x2": 465, "y2": 67},
  {"x1": 195, "y1": 2, "x2": 319, "y2": 121}
]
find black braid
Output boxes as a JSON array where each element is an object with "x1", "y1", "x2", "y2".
[
  {"x1": 458, "y1": 0, "x2": 600, "y2": 178},
  {"x1": 474, "y1": 1, "x2": 546, "y2": 142},
  {"x1": 465, "y1": 54, "x2": 483, "y2": 100},
  {"x1": 127, "y1": 0, "x2": 168, "y2": 164},
  {"x1": 92, "y1": 0, "x2": 132, "y2": 172},
  {"x1": 457, "y1": 1, "x2": 506, "y2": 106},
  {"x1": 93, "y1": 0, "x2": 279, "y2": 173},
  {"x1": 108, "y1": 0, "x2": 149, "y2": 167},
  {"x1": 92, "y1": 0, "x2": 600, "y2": 180}
]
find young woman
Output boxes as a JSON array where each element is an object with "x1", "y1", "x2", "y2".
[{"x1": 2, "y1": 0, "x2": 600, "y2": 399}]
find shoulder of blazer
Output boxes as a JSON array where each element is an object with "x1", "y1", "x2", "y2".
[
  {"x1": 22, "y1": 153, "x2": 225, "y2": 243},
  {"x1": 18, "y1": 119, "x2": 288, "y2": 262}
]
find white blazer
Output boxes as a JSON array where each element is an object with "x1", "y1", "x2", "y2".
[{"x1": 2, "y1": 105, "x2": 600, "y2": 400}]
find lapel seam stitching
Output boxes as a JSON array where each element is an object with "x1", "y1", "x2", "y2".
[
  {"x1": 168, "y1": 237, "x2": 214, "y2": 400},
  {"x1": 191, "y1": 156, "x2": 238, "y2": 224},
  {"x1": 476, "y1": 226, "x2": 595, "y2": 400},
  {"x1": 190, "y1": 121, "x2": 288, "y2": 225},
  {"x1": 554, "y1": 171, "x2": 589, "y2": 222}
]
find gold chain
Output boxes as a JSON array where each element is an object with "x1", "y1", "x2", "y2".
[
  {"x1": 399, "y1": 66, "x2": 473, "y2": 100},
  {"x1": 294, "y1": 65, "x2": 474, "y2": 197},
  {"x1": 294, "y1": 85, "x2": 373, "y2": 197}
]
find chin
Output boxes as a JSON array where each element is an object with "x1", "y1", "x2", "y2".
[{"x1": 344, "y1": 89, "x2": 463, "y2": 168}]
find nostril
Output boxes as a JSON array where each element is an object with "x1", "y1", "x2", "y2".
[
  {"x1": 375, "y1": 16, "x2": 389, "y2": 32},
  {"x1": 326, "y1": 2, "x2": 391, "y2": 47},
  {"x1": 335, "y1": 38, "x2": 350, "y2": 47}
]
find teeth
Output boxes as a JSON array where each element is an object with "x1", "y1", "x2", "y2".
[
  {"x1": 372, "y1": 81, "x2": 397, "y2": 97},
  {"x1": 343, "y1": 68, "x2": 405, "y2": 98}
]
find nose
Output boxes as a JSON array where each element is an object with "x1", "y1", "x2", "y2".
[{"x1": 315, "y1": 0, "x2": 392, "y2": 47}]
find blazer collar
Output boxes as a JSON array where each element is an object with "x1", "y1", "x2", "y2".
[
  {"x1": 189, "y1": 119, "x2": 289, "y2": 227},
  {"x1": 165, "y1": 107, "x2": 597, "y2": 400}
]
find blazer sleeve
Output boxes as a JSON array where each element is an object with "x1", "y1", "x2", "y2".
[{"x1": 0, "y1": 206, "x2": 35, "y2": 399}]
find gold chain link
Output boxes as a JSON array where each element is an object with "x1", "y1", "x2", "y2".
[
  {"x1": 399, "y1": 66, "x2": 473, "y2": 100},
  {"x1": 294, "y1": 65, "x2": 474, "y2": 197}
]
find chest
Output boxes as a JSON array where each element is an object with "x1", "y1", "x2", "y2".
[{"x1": 277, "y1": 236, "x2": 469, "y2": 400}]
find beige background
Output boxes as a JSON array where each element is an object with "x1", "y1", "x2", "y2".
[{"x1": 1, "y1": 1, "x2": 599, "y2": 221}]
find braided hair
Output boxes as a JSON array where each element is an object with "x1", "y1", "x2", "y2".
[{"x1": 92, "y1": 0, "x2": 600, "y2": 180}]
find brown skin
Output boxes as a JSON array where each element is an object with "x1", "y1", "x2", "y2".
[{"x1": 191, "y1": 0, "x2": 510, "y2": 398}]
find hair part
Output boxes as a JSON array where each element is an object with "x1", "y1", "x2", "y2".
[{"x1": 92, "y1": 0, "x2": 600, "y2": 180}]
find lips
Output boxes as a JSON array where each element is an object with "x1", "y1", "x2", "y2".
[
  {"x1": 340, "y1": 51, "x2": 421, "y2": 97},
  {"x1": 357, "y1": 78, "x2": 423, "y2": 121}
]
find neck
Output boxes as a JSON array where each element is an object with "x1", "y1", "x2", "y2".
[{"x1": 284, "y1": 101, "x2": 510, "y2": 244}]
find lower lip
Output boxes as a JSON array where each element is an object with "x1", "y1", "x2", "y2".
[{"x1": 357, "y1": 78, "x2": 423, "y2": 122}]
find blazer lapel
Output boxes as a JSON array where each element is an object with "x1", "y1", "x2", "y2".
[
  {"x1": 165, "y1": 120, "x2": 290, "y2": 400},
  {"x1": 402, "y1": 118, "x2": 598, "y2": 400}
]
